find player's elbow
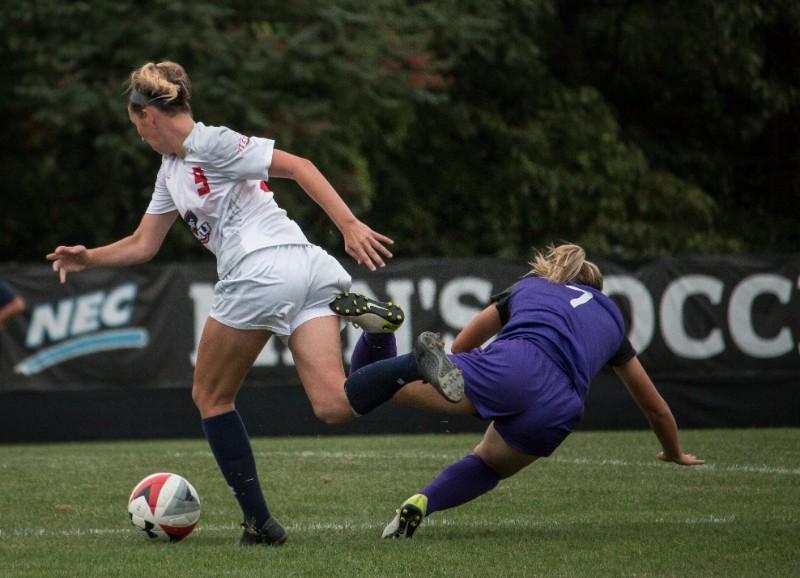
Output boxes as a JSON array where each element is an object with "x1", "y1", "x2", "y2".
[
  {"x1": 275, "y1": 152, "x2": 316, "y2": 181},
  {"x1": 292, "y1": 156, "x2": 317, "y2": 181},
  {"x1": 128, "y1": 246, "x2": 158, "y2": 265},
  {"x1": 141, "y1": 245, "x2": 161, "y2": 262}
]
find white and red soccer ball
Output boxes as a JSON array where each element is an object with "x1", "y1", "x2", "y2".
[{"x1": 127, "y1": 473, "x2": 201, "y2": 542}]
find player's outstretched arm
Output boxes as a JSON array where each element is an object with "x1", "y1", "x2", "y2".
[
  {"x1": 451, "y1": 305, "x2": 502, "y2": 353},
  {"x1": 46, "y1": 211, "x2": 177, "y2": 283},
  {"x1": 613, "y1": 357, "x2": 704, "y2": 466},
  {"x1": 269, "y1": 149, "x2": 394, "y2": 271}
]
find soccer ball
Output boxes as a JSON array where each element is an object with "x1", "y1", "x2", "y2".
[{"x1": 127, "y1": 472, "x2": 201, "y2": 542}]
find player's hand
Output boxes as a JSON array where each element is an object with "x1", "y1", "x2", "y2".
[
  {"x1": 341, "y1": 219, "x2": 394, "y2": 271},
  {"x1": 46, "y1": 245, "x2": 91, "y2": 284},
  {"x1": 657, "y1": 451, "x2": 705, "y2": 466}
]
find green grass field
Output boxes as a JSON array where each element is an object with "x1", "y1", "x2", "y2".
[{"x1": 1, "y1": 429, "x2": 798, "y2": 577}]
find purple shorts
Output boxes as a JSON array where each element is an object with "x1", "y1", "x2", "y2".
[{"x1": 451, "y1": 338, "x2": 584, "y2": 457}]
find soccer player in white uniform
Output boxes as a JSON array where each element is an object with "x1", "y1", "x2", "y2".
[{"x1": 47, "y1": 61, "x2": 412, "y2": 546}]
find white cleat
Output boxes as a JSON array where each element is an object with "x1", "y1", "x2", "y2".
[{"x1": 414, "y1": 332, "x2": 464, "y2": 403}]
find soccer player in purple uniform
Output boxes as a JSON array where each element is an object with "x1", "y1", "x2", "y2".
[{"x1": 340, "y1": 243, "x2": 704, "y2": 539}]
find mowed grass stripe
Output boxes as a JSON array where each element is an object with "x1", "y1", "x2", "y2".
[
  {"x1": 1, "y1": 513, "x2": 753, "y2": 538},
  {"x1": 6, "y1": 450, "x2": 799, "y2": 476}
]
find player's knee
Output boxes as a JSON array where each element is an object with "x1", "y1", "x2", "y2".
[
  {"x1": 473, "y1": 444, "x2": 513, "y2": 479},
  {"x1": 309, "y1": 398, "x2": 351, "y2": 426},
  {"x1": 191, "y1": 382, "x2": 235, "y2": 416}
]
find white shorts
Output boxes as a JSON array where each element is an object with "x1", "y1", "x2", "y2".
[{"x1": 210, "y1": 244, "x2": 351, "y2": 336}]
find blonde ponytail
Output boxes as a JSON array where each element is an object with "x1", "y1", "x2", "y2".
[{"x1": 527, "y1": 243, "x2": 603, "y2": 290}]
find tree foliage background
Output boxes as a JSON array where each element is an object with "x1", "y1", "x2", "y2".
[{"x1": 2, "y1": 0, "x2": 797, "y2": 263}]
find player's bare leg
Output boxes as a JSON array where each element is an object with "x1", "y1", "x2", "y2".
[
  {"x1": 390, "y1": 380, "x2": 476, "y2": 415},
  {"x1": 192, "y1": 317, "x2": 270, "y2": 417},
  {"x1": 289, "y1": 315, "x2": 354, "y2": 425},
  {"x1": 474, "y1": 422, "x2": 538, "y2": 478},
  {"x1": 193, "y1": 317, "x2": 287, "y2": 546}
]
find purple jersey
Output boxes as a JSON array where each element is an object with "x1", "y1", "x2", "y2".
[
  {"x1": 450, "y1": 275, "x2": 633, "y2": 456},
  {"x1": 493, "y1": 276, "x2": 626, "y2": 398}
]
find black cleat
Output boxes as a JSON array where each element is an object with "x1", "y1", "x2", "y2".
[
  {"x1": 414, "y1": 332, "x2": 464, "y2": 403},
  {"x1": 240, "y1": 517, "x2": 288, "y2": 546},
  {"x1": 329, "y1": 292, "x2": 404, "y2": 333}
]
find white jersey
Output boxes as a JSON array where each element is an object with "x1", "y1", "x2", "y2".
[{"x1": 146, "y1": 122, "x2": 309, "y2": 277}]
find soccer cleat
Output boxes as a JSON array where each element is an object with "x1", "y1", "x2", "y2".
[
  {"x1": 382, "y1": 494, "x2": 428, "y2": 539},
  {"x1": 329, "y1": 292, "x2": 404, "y2": 333},
  {"x1": 414, "y1": 331, "x2": 464, "y2": 403},
  {"x1": 240, "y1": 516, "x2": 288, "y2": 546}
]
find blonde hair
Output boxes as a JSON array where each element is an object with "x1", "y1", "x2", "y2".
[
  {"x1": 527, "y1": 243, "x2": 604, "y2": 290},
  {"x1": 128, "y1": 61, "x2": 192, "y2": 115}
]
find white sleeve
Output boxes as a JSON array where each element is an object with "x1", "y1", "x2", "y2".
[
  {"x1": 146, "y1": 162, "x2": 176, "y2": 214},
  {"x1": 198, "y1": 126, "x2": 274, "y2": 182}
]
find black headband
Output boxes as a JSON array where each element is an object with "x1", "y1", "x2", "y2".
[{"x1": 129, "y1": 88, "x2": 169, "y2": 108}]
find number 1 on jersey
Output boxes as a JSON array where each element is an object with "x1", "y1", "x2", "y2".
[{"x1": 566, "y1": 284, "x2": 593, "y2": 308}]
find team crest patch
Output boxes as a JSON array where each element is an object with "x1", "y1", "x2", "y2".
[{"x1": 184, "y1": 210, "x2": 211, "y2": 244}]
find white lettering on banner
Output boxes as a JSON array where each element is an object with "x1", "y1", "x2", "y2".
[
  {"x1": 102, "y1": 286, "x2": 138, "y2": 326},
  {"x1": 387, "y1": 279, "x2": 414, "y2": 353},
  {"x1": 661, "y1": 275, "x2": 725, "y2": 359},
  {"x1": 26, "y1": 283, "x2": 138, "y2": 348},
  {"x1": 71, "y1": 291, "x2": 104, "y2": 334},
  {"x1": 25, "y1": 301, "x2": 72, "y2": 348},
  {"x1": 188, "y1": 283, "x2": 212, "y2": 366},
  {"x1": 439, "y1": 277, "x2": 493, "y2": 330},
  {"x1": 603, "y1": 275, "x2": 655, "y2": 353},
  {"x1": 185, "y1": 273, "x2": 798, "y2": 366},
  {"x1": 729, "y1": 274, "x2": 794, "y2": 358},
  {"x1": 17, "y1": 283, "x2": 145, "y2": 374},
  {"x1": 417, "y1": 278, "x2": 436, "y2": 310}
]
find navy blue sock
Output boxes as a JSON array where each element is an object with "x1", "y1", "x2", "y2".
[
  {"x1": 201, "y1": 410, "x2": 270, "y2": 527},
  {"x1": 344, "y1": 352, "x2": 419, "y2": 415}
]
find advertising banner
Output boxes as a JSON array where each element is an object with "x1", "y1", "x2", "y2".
[{"x1": 1, "y1": 256, "x2": 797, "y2": 428}]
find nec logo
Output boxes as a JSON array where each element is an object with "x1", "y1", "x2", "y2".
[
  {"x1": 25, "y1": 284, "x2": 139, "y2": 348},
  {"x1": 15, "y1": 283, "x2": 149, "y2": 375}
]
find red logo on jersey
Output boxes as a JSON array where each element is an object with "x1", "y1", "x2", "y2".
[
  {"x1": 260, "y1": 181, "x2": 270, "y2": 192},
  {"x1": 192, "y1": 167, "x2": 210, "y2": 196}
]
